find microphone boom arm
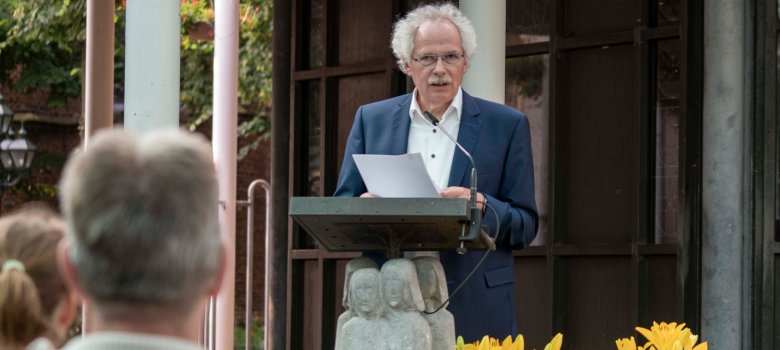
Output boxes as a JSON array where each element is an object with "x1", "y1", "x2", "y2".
[{"x1": 423, "y1": 111, "x2": 483, "y2": 247}]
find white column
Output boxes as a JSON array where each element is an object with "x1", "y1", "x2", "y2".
[
  {"x1": 124, "y1": 0, "x2": 180, "y2": 136},
  {"x1": 459, "y1": 0, "x2": 506, "y2": 104},
  {"x1": 702, "y1": 0, "x2": 750, "y2": 347},
  {"x1": 213, "y1": 0, "x2": 239, "y2": 349}
]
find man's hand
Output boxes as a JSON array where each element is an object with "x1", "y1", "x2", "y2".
[
  {"x1": 440, "y1": 186, "x2": 485, "y2": 210},
  {"x1": 360, "y1": 192, "x2": 379, "y2": 198}
]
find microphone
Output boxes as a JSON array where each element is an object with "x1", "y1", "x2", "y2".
[{"x1": 423, "y1": 111, "x2": 484, "y2": 253}]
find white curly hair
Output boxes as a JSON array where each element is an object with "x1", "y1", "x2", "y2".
[{"x1": 390, "y1": 2, "x2": 477, "y2": 71}]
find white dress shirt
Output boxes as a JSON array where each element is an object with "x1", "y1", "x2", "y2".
[{"x1": 407, "y1": 88, "x2": 463, "y2": 191}]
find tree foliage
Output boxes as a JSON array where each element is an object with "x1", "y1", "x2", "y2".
[
  {"x1": 0, "y1": 0, "x2": 273, "y2": 156},
  {"x1": 0, "y1": 0, "x2": 86, "y2": 107},
  {"x1": 179, "y1": 0, "x2": 273, "y2": 158}
]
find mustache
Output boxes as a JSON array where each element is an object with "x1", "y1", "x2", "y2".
[{"x1": 428, "y1": 75, "x2": 452, "y2": 85}]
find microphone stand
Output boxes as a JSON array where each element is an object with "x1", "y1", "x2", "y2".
[{"x1": 423, "y1": 111, "x2": 483, "y2": 254}]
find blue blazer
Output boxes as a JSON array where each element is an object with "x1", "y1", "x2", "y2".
[{"x1": 334, "y1": 90, "x2": 538, "y2": 342}]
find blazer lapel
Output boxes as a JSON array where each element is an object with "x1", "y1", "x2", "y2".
[
  {"x1": 390, "y1": 94, "x2": 412, "y2": 155},
  {"x1": 448, "y1": 91, "x2": 482, "y2": 186}
]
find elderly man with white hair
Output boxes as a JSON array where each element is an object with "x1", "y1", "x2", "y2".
[{"x1": 335, "y1": 2, "x2": 538, "y2": 341}]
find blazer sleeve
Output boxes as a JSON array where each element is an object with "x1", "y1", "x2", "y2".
[
  {"x1": 333, "y1": 106, "x2": 368, "y2": 197},
  {"x1": 481, "y1": 114, "x2": 539, "y2": 248}
]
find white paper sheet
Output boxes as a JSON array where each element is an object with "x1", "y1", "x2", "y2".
[{"x1": 353, "y1": 153, "x2": 441, "y2": 198}]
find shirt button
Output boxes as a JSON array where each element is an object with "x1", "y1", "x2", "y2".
[
  {"x1": 431, "y1": 154, "x2": 436, "y2": 158},
  {"x1": 432, "y1": 129, "x2": 437, "y2": 133}
]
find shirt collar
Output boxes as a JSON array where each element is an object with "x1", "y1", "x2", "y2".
[{"x1": 409, "y1": 87, "x2": 463, "y2": 123}]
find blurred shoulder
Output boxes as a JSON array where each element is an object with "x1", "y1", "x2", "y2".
[{"x1": 26, "y1": 338, "x2": 56, "y2": 350}]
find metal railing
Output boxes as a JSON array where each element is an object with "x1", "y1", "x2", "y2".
[{"x1": 202, "y1": 179, "x2": 271, "y2": 350}]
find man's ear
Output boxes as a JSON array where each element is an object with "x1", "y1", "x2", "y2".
[
  {"x1": 49, "y1": 290, "x2": 79, "y2": 347},
  {"x1": 207, "y1": 242, "x2": 229, "y2": 297},
  {"x1": 56, "y1": 238, "x2": 87, "y2": 300},
  {"x1": 54, "y1": 290, "x2": 78, "y2": 329},
  {"x1": 403, "y1": 62, "x2": 413, "y2": 76}
]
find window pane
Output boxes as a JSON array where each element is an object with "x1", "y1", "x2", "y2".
[
  {"x1": 337, "y1": 0, "x2": 392, "y2": 65},
  {"x1": 293, "y1": 80, "x2": 322, "y2": 250},
  {"x1": 657, "y1": 0, "x2": 681, "y2": 26},
  {"x1": 777, "y1": 34, "x2": 780, "y2": 242},
  {"x1": 507, "y1": 0, "x2": 551, "y2": 45},
  {"x1": 654, "y1": 40, "x2": 681, "y2": 244},
  {"x1": 558, "y1": 45, "x2": 639, "y2": 244},
  {"x1": 505, "y1": 54, "x2": 550, "y2": 245},
  {"x1": 560, "y1": 257, "x2": 633, "y2": 348},
  {"x1": 336, "y1": 74, "x2": 389, "y2": 174},
  {"x1": 645, "y1": 255, "x2": 682, "y2": 322},
  {"x1": 306, "y1": 81, "x2": 322, "y2": 197},
  {"x1": 305, "y1": 0, "x2": 324, "y2": 68},
  {"x1": 563, "y1": 0, "x2": 638, "y2": 37}
]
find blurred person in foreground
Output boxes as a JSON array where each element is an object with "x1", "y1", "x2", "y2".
[
  {"x1": 57, "y1": 129, "x2": 225, "y2": 350},
  {"x1": 334, "y1": 3, "x2": 538, "y2": 341},
  {"x1": 0, "y1": 205, "x2": 77, "y2": 350}
]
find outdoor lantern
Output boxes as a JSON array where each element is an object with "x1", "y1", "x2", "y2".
[
  {"x1": 0, "y1": 92, "x2": 35, "y2": 193},
  {"x1": 0, "y1": 126, "x2": 36, "y2": 171},
  {"x1": 0, "y1": 93, "x2": 14, "y2": 136}
]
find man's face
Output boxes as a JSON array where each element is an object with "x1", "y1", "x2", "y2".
[{"x1": 404, "y1": 19, "x2": 468, "y2": 112}]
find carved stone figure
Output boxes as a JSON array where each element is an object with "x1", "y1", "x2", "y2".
[
  {"x1": 413, "y1": 256, "x2": 455, "y2": 350},
  {"x1": 381, "y1": 258, "x2": 432, "y2": 350},
  {"x1": 339, "y1": 268, "x2": 390, "y2": 350},
  {"x1": 335, "y1": 257, "x2": 379, "y2": 350}
]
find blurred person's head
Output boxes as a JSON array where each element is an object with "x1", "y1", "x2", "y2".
[
  {"x1": 58, "y1": 129, "x2": 224, "y2": 339},
  {"x1": 0, "y1": 204, "x2": 77, "y2": 349}
]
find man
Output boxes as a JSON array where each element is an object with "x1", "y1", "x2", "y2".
[
  {"x1": 57, "y1": 129, "x2": 224, "y2": 350},
  {"x1": 334, "y1": 3, "x2": 538, "y2": 341}
]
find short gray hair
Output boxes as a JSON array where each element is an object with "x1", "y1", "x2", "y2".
[
  {"x1": 59, "y1": 129, "x2": 221, "y2": 314},
  {"x1": 390, "y1": 2, "x2": 477, "y2": 71}
]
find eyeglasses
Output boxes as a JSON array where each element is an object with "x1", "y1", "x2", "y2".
[{"x1": 412, "y1": 53, "x2": 465, "y2": 67}]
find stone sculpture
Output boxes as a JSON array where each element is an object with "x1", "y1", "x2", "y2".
[
  {"x1": 381, "y1": 258, "x2": 432, "y2": 350},
  {"x1": 335, "y1": 257, "x2": 379, "y2": 350},
  {"x1": 339, "y1": 268, "x2": 390, "y2": 350},
  {"x1": 334, "y1": 257, "x2": 457, "y2": 350},
  {"x1": 414, "y1": 256, "x2": 455, "y2": 350}
]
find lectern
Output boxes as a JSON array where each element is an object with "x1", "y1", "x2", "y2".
[{"x1": 289, "y1": 197, "x2": 494, "y2": 258}]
